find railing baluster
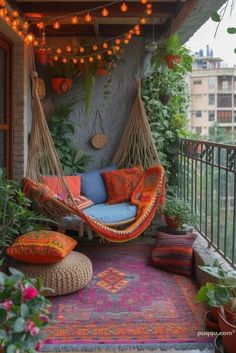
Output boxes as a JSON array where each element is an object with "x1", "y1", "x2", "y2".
[
  {"x1": 224, "y1": 149, "x2": 229, "y2": 257},
  {"x1": 217, "y1": 148, "x2": 221, "y2": 250},
  {"x1": 205, "y1": 145, "x2": 208, "y2": 239}
]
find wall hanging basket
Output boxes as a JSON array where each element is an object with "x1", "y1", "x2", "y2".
[
  {"x1": 50, "y1": 78, "x2": 73, "y2": 95},
  {"x1": 90, "y1": 110, "x2": 108, "y2": 149}
]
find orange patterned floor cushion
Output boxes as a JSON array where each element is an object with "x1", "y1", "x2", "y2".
[
  {"x1": 41, "y1": 175, "x2": 81, "y2": 199},
  {"x1": 102, "y1": 166, "x2": 143, "y2": 205},
  {"x1": 6, "y1": 230, "x2": 77, "y2": 264}
]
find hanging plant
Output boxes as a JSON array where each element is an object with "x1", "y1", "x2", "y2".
[
  {"x1": 47, "y1": 61, "x2": 79, "y2": 95},
  {"x1": 35, "y1": 48, "x2": 51, "y2": 65},
  {"x1": 96, "y1": 48, "x2": 124, "y2": 77}
]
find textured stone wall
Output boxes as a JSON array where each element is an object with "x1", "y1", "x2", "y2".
[{"x1": 39, "y1": 37, "x2": 145, "y2": 170}]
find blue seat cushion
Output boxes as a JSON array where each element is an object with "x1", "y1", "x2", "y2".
[
  {"x1": 84, "y1": 202, "x2": 137, "y2": 224},
  {"x1": 78, "y1": 165, "x2": 116, "y2": 204}
]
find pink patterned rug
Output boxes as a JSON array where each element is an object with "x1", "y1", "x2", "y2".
[{"x1": 43, "y1": 241, "x2": 212, "y2": 351}]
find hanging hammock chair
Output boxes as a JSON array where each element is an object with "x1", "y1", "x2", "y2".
[{"x1": 24, "y1": 48, "x2": 165, "y2": 243}]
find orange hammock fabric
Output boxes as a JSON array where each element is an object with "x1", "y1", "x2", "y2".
[{"x1": 23, "y1": 165, "x2": 165, "y2": 243}]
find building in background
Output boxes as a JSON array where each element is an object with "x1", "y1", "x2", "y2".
[{"x1": 189, "y1": 45, "x2": 236, "y2": 137}]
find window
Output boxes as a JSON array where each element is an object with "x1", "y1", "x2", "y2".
[
  {"x1": 217, "y1": 94, "x2": 232, "y2": 107},
  {"x1": 196, "y1": 111, "x2": 202, "y2": 117},
  {"x1": 234, "y1": 111, "x2": 236, "y2": 122},
  {"x1": 234, "y1": 79, "x2": 236, "y2": 91},
  {"x1": 208, "y1": 77, "x2": 216, "y2": 89},
  {"x1": 193, "y1": 80, "x2": 202, "y2": 85},
  {"x1": 217, "y1": 111, "x2": 232, "y2": 123},
  {"x1": 222, "y1": 80, "x2": 229, "y2": 91},
  {"x1": 0, "y1": 36, "x2": 12, "y2": 178},
  {"x1": 208, "y1": 111, "x2": 215, "y2": 121},
  {"x1": 208, "y1": 94, "x2": 215, "y2": 105},
  {"x1": 196, "y1": 127, "x2": 202, "y2": 134}
]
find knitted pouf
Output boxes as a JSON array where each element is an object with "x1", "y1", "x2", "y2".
[{"x1": 12, "y1": 251, "x2": 93, "y2": 296}]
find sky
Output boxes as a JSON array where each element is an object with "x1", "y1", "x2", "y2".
[{"x1": 186, "y1": 6, "x2": 236, "y2": 66}]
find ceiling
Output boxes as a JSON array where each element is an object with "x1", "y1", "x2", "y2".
[{"x1": 9, "y1": 0, "x2": 189, "y2": 38}]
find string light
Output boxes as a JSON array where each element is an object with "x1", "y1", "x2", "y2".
[
  {"x1": 22, "y1": 21, "x2": 29, "y2": 30},
  {"x1": 101, "y1": 7, "x2": 109, "y2": 17},
  {"x1": 79, "y1": 57, "x2": 85, "y2": 64},
  {"x1": 84, "y1": 12, "x2": 92, "y2": 23},
  {"x1": 12, "y1": 19, "x2": 19, "y2": 27},
  {"x1": 124, "y1": 39, "x2": 129, "y2": 44},
  {"x1": 33, "y1": 39, "x2": 39, "y2": 46},
  {"x1": 92, "y1": 44, "x2": 98, "y2": 51},
  {"x1": 53, "y1": 21, "x2": 61, "y2": 30},
  {"x1": 0, "y1": 9, "x2": 4, "y2": 17},
  {"x1": 12, "y1": 10, "x2": 19, "y2": 18},
  {"x1": 97, "y1": 54, "x2": 102, "y2": 60},
  {"x1": 79, "y1": 46, "x2": 85, "y2": 53},
  {"x1": 72, "y1": 58, "x2": 78, "y2": 64},
  {"x1": 140, "y1": 0, "x2": 148, "y2": 3},
  {"x1": 146, "y1": 8, "x2": 152, "y2": 15},
  {"x1": 102, "y1": 42, "x2": 108, "y2": 49},
  {"x1": 53, "y1": 55, "x2": 59, "y2": 61},
  {"x1": 126, "y1": 33, "x2": 132, "y2": 40},
  {"x1": 120, "y1": 2, "x2": 128, "y2": 12},
  {"x1": 62, "y1": 57, "x2": 67, "y2": 63},
  {"x1": 71, "y1": 15, "x2": 79, "y2": 24},
  {"x1": 66, "y1": 46, "x2": 72, "y2": 52},
  {"x1": 37, "y1": 22, "x2": 44, "y2": 29},
  {"x1": 0, "y1": 0, "x2": 5, "y2": 7},
  {"x1": 107, "y1": 49, "x2": 113, "y2": 55},
  {"x1": 4, "y1": 16, "x2": 10, "y2": 24},
  {"x1": 140, "y1": 17, "x2": 147, "y2": 24},
  {"x1": 115, "y1": 38, "x2": 121, "y2": 45},
  {"x1": 25, "y1": 33, "x2": 34, "y2": 44},
  {"x1": 146, "y1": 3, "x2": 152, "y2": 8},
  {"x1": 89, "y1": 56, "x2": 94, "y2": 62},
  {"x1": 134, "y1": 24, "x2": 140, "y2": 31},
  {"x1": 114, "y1": 45, "x2": 120, "y2": 51},
  {"x1": 56, "y1": 48, "x2": 62, "y2": 54},
  {"x1": 135, "y1": 30, "x2": 141, "y2": 35}
]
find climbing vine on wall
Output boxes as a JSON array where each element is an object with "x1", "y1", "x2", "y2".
[{"x1": 141, "y1": 60, "x2": 191, "y2": 191}]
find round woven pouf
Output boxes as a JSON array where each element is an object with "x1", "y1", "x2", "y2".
[{"x1": 12, "y1": 251, "x2": 93, "y2": 297}]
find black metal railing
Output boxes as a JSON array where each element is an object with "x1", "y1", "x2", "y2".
[{"x1": 178, "y1": 138, "x2": 236, "y2": 268}]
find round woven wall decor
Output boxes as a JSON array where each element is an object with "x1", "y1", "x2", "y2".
[{"x1": 91, "y1": 133, "x2": 108, "y2": 149}]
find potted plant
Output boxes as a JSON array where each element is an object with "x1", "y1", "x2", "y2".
[
  {"x1": 0, "y1": 169, "x2": 52, "y2": 259},
  {"x1": 47, "y1": 61, "x2": 79, "y2": 95},
  {"x1": 0, "y1": 266, "x2": 52, "y2": 353},
  {"x1": 35, "y1": 48, "x2": 51, "y2": 66},
  {"x1": 95, "y1": 48, "x2": 124, "y2": 77},
  {"x1": 153, "y1": 33, "x2": 192, "y2": 71},
  {"x1": 163, "y1": 197, "x2": 198, "y2": 232}
]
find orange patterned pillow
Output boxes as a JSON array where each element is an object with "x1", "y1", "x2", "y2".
[
  {"x1": 6, "y1": 231, "x2": 77, "y2": 264},
  {"x1": 41, "y1": 175, "x2": 81, "y2": 199},
  {"x1": 102, "y1": 166, "x2": 143, "y2": 204}
]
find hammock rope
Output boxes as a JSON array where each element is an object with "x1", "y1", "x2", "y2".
[{"x1": 25, "y1": 46, "x2": 165, "y2": 243}]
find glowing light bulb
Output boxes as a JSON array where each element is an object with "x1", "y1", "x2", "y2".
[
  {"x1": 114, "y1": 45, "x2": 120, "y2": 51},
  {"x1": 4, "y1": 16, "x2": 10, "y2": 24},
  {"x1": 33, "y1": 39, "x2": 39, "y2": 47},
  {"x1": 92, "y1": 44, "x2": 98, "y2": 51},
  {"x1": 62, "y1": 57, "x2": 67, "y2": 63},
  {"x1": 79, "y1": 46, "x2": 85, "y2": 53},
  {"x1": 101, "y1": 7, "x2": 109, "y2": 17},
  {"x1": 26, "y1": 33, "x2": 34, "y2": 42},
  {"x1": 89, "y1": 56, "x2": 94, "y2": 62},
  {"x1": 79, "y1": 57, "x2": 85, "y2": 64},
  {"x1": 56, "y1": 48, "x2": 62, "y2": 55},
  {"x1": 72, "y1": 58, "x2": 78, "y2": 64},
  {"x1": 37, "y1": 22, "x2": 44, "y2": 29},
  {"x1": 140, "y1": 17, "x2": 147, "y2": 24},
  {"x1": 107, "y1": 49, "x2": 113, "y2": 55},
  {"x1": 53, "y1": 21, "x2": 61, "y2": 30},
  {"x1": 12, "y1": 19, "x2": 19, "y2": 27},
  {"x1": 126, "y1": 33, "x2": 132, "y2": 40},
  {"x1": 53, "y1": 55, "x2": 59, "y2": 61},
  {"x1": 120, "y1": 2, "x2": 128, "y2": 12},
  {"x1": 124, "y1": 39, "x2": 129, "y2": 44},
  {"x1": 135, "y1": 30, "x2": 141, "y2": 35},
  {"x1": 66, "y1": 46, "x2": 72, "y2": 53},
  {"x1": 71, "y1": 15, "x2": 78, "y2": 24},
  {"x1": 22, "y1": 21, "x2": 29, "y2": 30},
  {"x1": 18, "y1": 31, "x2": 23, "y2": 37},
  {"x1": 146, "y1": 8, "x2": 152, "y2": 15},
  {"x1": 102, "y1": 42, "x2": 108, "y2": 49},
  {"x1": 12, "y1": 10, "x2": 19, "y2": 18},
  {"x1": 97, "y1": 54, "x2": 102, "y2": 60},
  {"x1": 146, "y1": 3, "x2": 152, "y2": 8},
  {"x1": 140, "y1": 0, "x2": 148, "y2": 3},
  {"x1": 0, "y1": 9, "x2": 4, "y2": 17},
  {"x1": 134, "y1": 25, "x2": 140, "y2": 31},
  {"x1": 115, "y1": 38, "x2": 121, "y2": 45},
  {"x1": 84, "y1": 12, "x2": 92, "y2": 23},
  {"x1": 0, "y1": 0, "x2": 5, "y2": 7}
]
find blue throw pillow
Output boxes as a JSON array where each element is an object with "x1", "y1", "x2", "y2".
[{"x1": 79, "y1": 165, "x2": 117, "y2": 204}]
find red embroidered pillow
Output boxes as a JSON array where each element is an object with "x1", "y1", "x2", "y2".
[
  {"x1": 41, "y1": 175, "x2": 81, "y2": 199},
  {"x1": 102, "y1": 166, "x2": 143, "y2": 204}
]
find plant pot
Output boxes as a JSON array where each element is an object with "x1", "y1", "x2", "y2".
[
  {"x1": 214, "y1": 333, "x2": 224, "y2": 353},
  {"x1": 205, "y1": 310, "x2": 220, "y2": 331},
  {"x1": 224, "y1": 303, "x2": 235, "y2": 323},
  {"x1": 159, "y1": 93, "x2": 171, "y2": 105},
  {"x1": 218, "y1": 313, "x2": 236, "y2": 353},
  {"x1": 164, "y1": 215, "x2": 180, "y2": 230},
  {"x1": 164, "y1": 55, "x2": 181, "y2": 69},
  {"x1": 50, "y1": 78, "x2": 73, "y2": 95},
  {"x1": 210, "y1": 306, "x2": 221, "y2": 323},
  {"x1": 35, "y1": 49, "x2": 50, "y2": 65}
]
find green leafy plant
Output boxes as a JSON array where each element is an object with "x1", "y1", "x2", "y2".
[
  {"x1": 153, "y1": 33, "x2": 192, "y2": 72},
  {"x1": 0, "y1": 173, "x2": 52, "y2": 256},
  {"x1": 49, "y1": 103, "x2": 92, "y2": 174},
  {"x1": 195, "y1": 282, "x2": 231, "y2": 307},
  {"x1": 47, "y1": 61, "x2": 79, "y2": 78},
  {"x1": 0, "y1": 267, "x2": 52, "y2": 353},
  {"x1": 164, "y1": 197, "x2": 198, "y2": 229}
]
